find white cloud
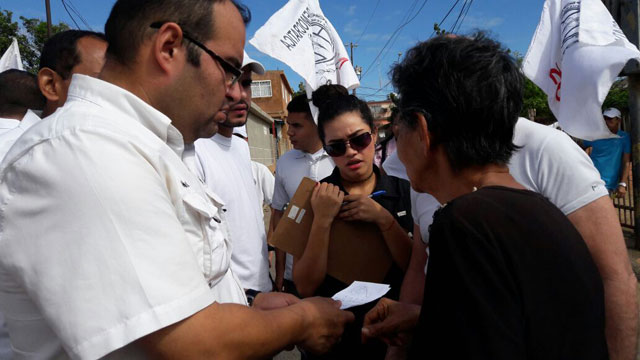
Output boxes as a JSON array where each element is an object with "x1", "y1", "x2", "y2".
[
  {"x1": 344, "y1": 20, "x2": 361, "y2": 37},
  {"x1": 348, "y1": 5, "x2": 357, "y2": 16},
  {"x1": 461, "y1": 15, "x2": 505, "y2": 30}
]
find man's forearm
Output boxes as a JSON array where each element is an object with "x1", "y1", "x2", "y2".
[
  {"x1": 568, "y1": 196, "x2": 638, "y2": 360},
  {"x1": 398, "y1": 225, "x2": 428, "y2": 305}
]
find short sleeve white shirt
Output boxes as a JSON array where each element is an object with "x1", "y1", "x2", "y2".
[
  {"x1": 194, "y1": 134, "x2": 272, "y2": 292},
  {"x1": 0, "y1": 110, "x2": 41, "y2": 161},
  {"x1": 252, "y1": 161, "x2": 275, "y2": 208},
  {"x1": 271, "y1": 148, "x2": 334, "y2": 280},
  {"x1": 383, "y1": 118, "x2": 608, "y2": 247},
  {"x1": 0, "y1": 75, "x2": 246, "y2": 360},
  {"x1": 0, "y1": 118, "x2": 19, "y2": 136}
]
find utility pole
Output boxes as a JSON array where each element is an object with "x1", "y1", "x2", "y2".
[
  {"x1": 604, "y1": 0, "x2": 640, "y2": 248},
  {"x1": 45, "y1": 0, "x2": 52, "y2": 39},
  {"x1": 346, "y1": 42, "x2": 358, "y2": 95}
]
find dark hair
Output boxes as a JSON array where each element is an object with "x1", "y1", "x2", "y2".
[
  {"x1": 0, "y1": 70, "x2": 46, "y2": 117},
  {"x1": 105, "y1": 0, "x2": 250, "y2": 67},
  {"x1": 287, "y1": 93, "x2": 312, "y2": 115},
  {"x1": 392, "y1": 32, "x2": 523, "y2": 171},
  {"x1": 39, "y1": 30, "x2": 106, "y2": 79},
  {"x1": 312, "y1": 84, "x2": 375, "y2": 143}
]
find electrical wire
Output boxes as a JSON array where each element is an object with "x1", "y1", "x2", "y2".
[
  {"x1": 66, "y1": 0, "x2": 94, "y2": 30},
  {"x1": 430, "y1": 0, "x2": 463, "y2": 37},
  {"x1": 455, "y1": 0, "x2": 474, "y2": 33},
  {"x1": 449, "y1": 0, "x2": 469, "y2": 33},
  {"x1": 356, "y1": 0, "x2": 381, "y2": 44},
  {"x1": 60, "y1": 0, "x2": 80, "y2": 29},
  {"x1": 360, "y1": 0, "x2": 430, "y2": 80}
]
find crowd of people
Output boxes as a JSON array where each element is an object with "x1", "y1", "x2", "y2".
[{"x1": 0, "y1": 0, "x2": 637, "y2": 359}]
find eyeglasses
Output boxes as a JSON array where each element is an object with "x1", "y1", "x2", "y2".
[
  {"x1": 324, "y1": 132, "x2": 373, "y2": 157},
  {"x1": 150, "y1": 22, "x2": 242, "y2": 86}
]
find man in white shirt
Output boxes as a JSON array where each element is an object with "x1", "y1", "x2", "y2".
[
  {"x1": 0, "y1": 70, "x2": 45, "y2": 160},
  {"x1": 36, "y1": 30, "x2": 107, "y2": 118},
  {"x1": 385, "y1": 117, "x2": 638, "y2": 360},
  {"x1": 194, "y1": 52, "x2": 272, "y2": 295},
  {"x1": 270, "y1": 94, "x2": 335, "y2": 293},
  {"x1": 0, "y1": 69, "x2": 45, "y2": 359},
  {"x1": 0, "y1": 1, "x2": 352, "y2": 358}
]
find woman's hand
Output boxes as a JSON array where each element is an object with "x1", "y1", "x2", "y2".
[
  {"x1": 339, "y1": 194, "x2": 394, "y2": 227},
  {"x1": 310, "y1": 183, "x2": 344, "y2": 225},
  {"x1": 361, "y1": 298, "x2": 421, "y2": 346}
]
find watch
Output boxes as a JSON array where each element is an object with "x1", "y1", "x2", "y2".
[
  {"x1": 245, "y1": 289, "x2": 261, "y2": 307},
  {"x1": 618, "y1": 182, "x2": 627, "y2": 188}
]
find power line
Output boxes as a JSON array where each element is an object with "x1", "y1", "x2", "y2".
[
  {"x1": 356, "y1": 0, "x2": 381, "y2": 44},
  {"x1": 430, "y1": 0, "x2": 463, "y2": 37},
  {"x1": 449, "y1": 0, "x2": 469, "y2": 33},
  {"x1": 66, "y1": 0, "x2": 94, "y2": 30},
  {"x1": 360, "y1": 0, "x2": 430, "y2": 80},
  {"x1": 60, "y1": 0, "x2": 80, "y2": 29},
  {"x1": 455, "y1": 0, "x2": 474, "y2": 33}
]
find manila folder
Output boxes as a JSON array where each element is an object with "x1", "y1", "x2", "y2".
[{"x1": 270, "y1": 177, "x2": 392, "y2": 284}]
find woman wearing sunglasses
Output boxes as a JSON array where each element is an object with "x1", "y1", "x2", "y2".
[{"x1": 292, "y1": 85, "x2": 413, "y2": 359}]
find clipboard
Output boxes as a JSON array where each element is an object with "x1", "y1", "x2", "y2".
[{"x1": 270, "y1": 177, "x2": 393, "y2": 284}]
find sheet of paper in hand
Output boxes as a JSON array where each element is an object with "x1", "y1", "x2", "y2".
[
  {"x1": 270, "y1": 177, "x2": 393, "y2": 284},
  {"x1": 332, "y1": 281, "x2": 391, "y2": 310}
]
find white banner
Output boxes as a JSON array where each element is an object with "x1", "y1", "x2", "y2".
[
  {"x1": 249, "y1": 0, "x2": 360, "y2": 121},
  {"x1": 0, "y1": 38, "x2": 24, "y2": 72},
  {"x1": 522, "y1": 0, "x2": 640, "y2": 140}
]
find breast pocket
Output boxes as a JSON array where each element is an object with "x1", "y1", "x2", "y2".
[{"x1": 181, "y1": 191, "x2": 229, "y2": 283}]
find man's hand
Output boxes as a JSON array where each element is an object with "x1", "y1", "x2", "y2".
[
  {"x1": 615, "y1": 184, "x2": 627, "y2": 199},
  {"x1": 252, "y1": 292, "x2": 300, "y2": 311},
  {"x1": 362, "y1": 298, "x2": 421, "y2": 347},
  {"x1": 295, "y1": 297, "x2": 355, "y2": 355},
  {"x1": 339, "y1": 194, "x2": 392, "y2": 226}
]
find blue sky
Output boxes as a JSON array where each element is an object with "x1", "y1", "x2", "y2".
[{"x1": 3, "y1": 0, "x2": 544, "y2": 100}]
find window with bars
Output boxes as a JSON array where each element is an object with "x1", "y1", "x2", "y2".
[{"x1": 251, "y1": 80, "x2": 272, "y2": 98}]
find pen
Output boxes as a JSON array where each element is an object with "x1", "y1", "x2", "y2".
[{"x1": 342, "y1": 190, "x2": 386, "y2": 205}]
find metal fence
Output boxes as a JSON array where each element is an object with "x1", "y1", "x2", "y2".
[{"x1": 613, "y1": 165, "x2": 635, "y2": 230}]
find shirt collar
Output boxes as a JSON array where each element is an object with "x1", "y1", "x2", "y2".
[
  {"x1": 19, "y1": 110, "x2": 41, "y2": 129},
  {"x1": 212, "y1": 133, "x2": 232, "y2": 147},
  {"x1": 67, "y1": 74, "x2": 185, "y2": 156},
  {"x1": 324, "y1": 165, "x2": 399, "y2": 197}
]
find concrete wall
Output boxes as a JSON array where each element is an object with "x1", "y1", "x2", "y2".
[{"x1": 247, "y1": 102, "x2": 276, "y2": 166}]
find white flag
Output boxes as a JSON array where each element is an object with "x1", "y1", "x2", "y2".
[
  {"x1": 249, "y1": 0, "x2": 360, "y2": 121},
  {"x1": 523, "y1": 0, "x2": 640, "y2": 140},
  {"x1": 0, "y1": 38, "x2": 24, "y2": 72}
]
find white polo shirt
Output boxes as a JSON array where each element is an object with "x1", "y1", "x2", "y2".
[
  {"x1": 0, "y1": 74, "x2": 246, "y2": 360},
  {"x1": 384, "y1": 118, "x2": 608, "y2": 244},
  {"x1": 0, "y1": 110, "x2": 40, "y2": 161},
  {"x1": 272, "y1": 148, "x2": 334, "y2": 280},
  {"x1": 252, "y1": 161, "x2": 275, "y2": 208},
  {"x1": 194, "y1": 134, "x2": 272, "y2": 292}
]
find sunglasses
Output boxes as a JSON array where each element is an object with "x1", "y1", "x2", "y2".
[
  {"x1": 324, "y1": 132, "x2": 373, "y2": 157},
  {"x1": 149, "y1": 22, "x2": 242, "y2": 86}
]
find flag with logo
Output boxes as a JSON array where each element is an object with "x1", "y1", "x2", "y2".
[
  {"x1": 522, "y1": 0, "x2": 640, "y2": 140},
  {"x1": 0, "y1": 38, "x2": 24, "y2": 72},
  {"x1": 249, "y1": 0, "x2": 360, "y2": 121}
]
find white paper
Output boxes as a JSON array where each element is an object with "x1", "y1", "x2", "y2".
[
  {"x1": 332, "y1": 281, "x2": 390, "y2": 310},
  {"x1": 287, "y1": 205, "x2": 299, "y2": 220}
]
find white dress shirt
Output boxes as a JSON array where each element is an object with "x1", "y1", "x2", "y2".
[
  {"x1": 0, "y1": 74, "x2": 246, "y2": 360},
  {"x1": 0, "y1": 118, "x2": 19, "y2": 136},
  {"x1": 272, "y1": 148, "x2": 334, "y2": 280},
  {"x1": 0, "y1": 110, "x2": 40, "y2": 161},
  {"x1": 194, "y1": 134, "x2": 272, "y2": 292}
]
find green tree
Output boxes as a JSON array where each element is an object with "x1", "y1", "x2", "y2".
[
  {"x1": 293, "y1": 81, "x2": 306, "y2": 97},
  {"x1": 0, "y1": 9, "x2": 69, "y2": 73},
  {"x1": 603, "y1": 79, "x2": 628, "y2": 111}
]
